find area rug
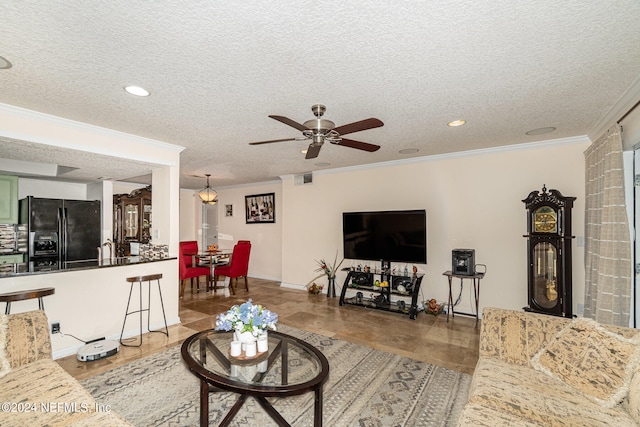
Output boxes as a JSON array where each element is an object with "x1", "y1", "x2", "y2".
[{"x1": 81, "y1": 325, "x2": 471, "y2": 426}]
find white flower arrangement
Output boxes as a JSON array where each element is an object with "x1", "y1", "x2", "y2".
[{"x1": 214, "y1": 299, "x2": 278, "y2": 337}]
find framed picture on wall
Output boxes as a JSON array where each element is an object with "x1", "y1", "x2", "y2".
[
  {"x1": 225, "y1": 204, "x2": 233, "y2": 217},
  {"x1": 245, "y1": 193, "x2": 275, "y2": 224}
]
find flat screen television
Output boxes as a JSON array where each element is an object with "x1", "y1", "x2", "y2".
[{"x1": 342, "y1": 209, "x2": 427, "y2": 264}]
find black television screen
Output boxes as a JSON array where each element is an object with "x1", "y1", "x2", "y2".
[{"x1": 342, "y1": 210, "x2": 427, "y2": 264}]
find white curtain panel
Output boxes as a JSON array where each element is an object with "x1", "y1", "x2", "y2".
[{"x1": 583, "y1": 124, "x2": 632, "y2": 326}]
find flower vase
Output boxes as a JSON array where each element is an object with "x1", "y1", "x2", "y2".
[
  {"x1": 257, "y1": 331, "x2": 269, "y2": 353},
  {"x1": 234, "y1": 330, "x2": 257, "y2": 352},
  {"x1": 327, "y1": 276, "x2": 336, "y2": 298}
]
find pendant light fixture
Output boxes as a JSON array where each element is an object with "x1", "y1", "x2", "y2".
[{"x1": 198, "y1": 174, "x2": 218, "y2": 204}]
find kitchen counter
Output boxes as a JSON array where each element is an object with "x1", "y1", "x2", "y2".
[{"x1": 0, "y1": 256, "x2": 176, "y2": 277}]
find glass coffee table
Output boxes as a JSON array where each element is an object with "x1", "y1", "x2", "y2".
[{"x1": 181, "y1": 329, "x2": 329, "y2": 427}]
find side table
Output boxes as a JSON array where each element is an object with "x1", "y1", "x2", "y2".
[{"x1": 442, "y1": 271, "x2": 484, "y2": 326}]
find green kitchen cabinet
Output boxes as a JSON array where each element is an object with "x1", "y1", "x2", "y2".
[
  {"x1": 0, "y1": 175, "x2": 19, "y2": 224},
  {"x1": 0, "y1": 253, "x2": 24, "y2": 264}
]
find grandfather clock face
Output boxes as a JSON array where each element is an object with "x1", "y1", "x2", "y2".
[{"x1": 533, "y1": 206, "x2": 557, "y2": 233}]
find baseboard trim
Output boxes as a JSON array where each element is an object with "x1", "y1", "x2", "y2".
[{"x1": 280, "y1": 282, "x2": 306, "y2": 291}]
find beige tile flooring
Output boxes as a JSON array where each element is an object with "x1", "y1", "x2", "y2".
[{"x1": 57, "y1": 278, "x2": 481, "y2": 381}]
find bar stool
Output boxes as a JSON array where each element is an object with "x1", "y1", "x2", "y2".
[
  {"x1": 0, "y1": 287, "x2": 55, "y2": 314},
  {"x1": 119, "y1": 273, "x2": 168, "y2": 347}
]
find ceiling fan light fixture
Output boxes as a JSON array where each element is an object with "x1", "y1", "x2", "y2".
[
  {"x1": 249, "y1": 104, "x2": 383, "y2": 158},
  {"x1": 198, "y1": 174, "x2": 218, "y2": 204},
  {"x1": 303, "y1": 118, "x2": 335, "y2": 132}
]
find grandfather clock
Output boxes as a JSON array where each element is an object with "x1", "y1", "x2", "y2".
[{"x1": 523, "y1": 185, "x2": 575, "y2": 318}]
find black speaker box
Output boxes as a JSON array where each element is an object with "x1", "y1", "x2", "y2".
[
  {"x1": 352, "y1": 272, "x2": 373, "y2": 287},
  {"x1": 452, "y1": 249, "x2": 475, "y2": 276}
]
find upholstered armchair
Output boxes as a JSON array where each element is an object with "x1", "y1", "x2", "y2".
[
  {"x1": 178, "y1": 241, "x2": 210, "y2": 297},
  {"x1": 213, "y1": 241, "x2": 251, "y2": 295}
]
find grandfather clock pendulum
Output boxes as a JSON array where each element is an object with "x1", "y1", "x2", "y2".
[{"x1": 522, "y1": 185, "x2": 575, "y2": 318}]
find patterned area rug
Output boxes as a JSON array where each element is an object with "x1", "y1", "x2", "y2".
[{"x1": 81, "y1": 325, "x2": 471, "y2": 426}]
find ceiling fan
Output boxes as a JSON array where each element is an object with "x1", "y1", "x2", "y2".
[{"x1": 249, "y1": 104, "x2": 383, "y2": 159}]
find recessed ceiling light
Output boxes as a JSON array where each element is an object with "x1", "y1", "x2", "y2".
[
  {"x1": 0, "y1": 56, "x2": 12, "y2": 69},
  {"x1": 525, "y1": 127, "x2": 556, "y2": 136},
  {"x1": 399, "y1": 148, "x2": 419, "y2": 154},
  {"x1": 447, "y1": 119, "x2": 466, "y2": 127},
  {"x1": 124, "y1": 85, "x2": 150, "y2": 97},
  {"x1": 315, "y1": 162, "x2": 331, "y2": 167}
]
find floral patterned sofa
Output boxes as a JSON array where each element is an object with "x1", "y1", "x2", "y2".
[
  {"x1": 0, "y1": 310, "x2": 133, "y2": 426},
  {"x1": 458, "y1": 307, "x2": 640, "y2": 426}
]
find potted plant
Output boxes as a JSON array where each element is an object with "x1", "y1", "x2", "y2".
[
  {"x1": 306, "y1": 251, "x2": 344, "y2": 297},
  {"x1": 214, "y1": 299, "x2": 278, "y2": 346}
]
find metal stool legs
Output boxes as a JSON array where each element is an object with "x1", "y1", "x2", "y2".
[{"x1": 119, "y1": 273, "x2": 169, "y2": 347}]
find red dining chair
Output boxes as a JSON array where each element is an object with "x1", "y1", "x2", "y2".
[
  {"x1": 213, "y1": 241, "x2": 251, "y2": 295},
  {"x1": 179, "y1": 241, "x2": 210, "y2": 297}
]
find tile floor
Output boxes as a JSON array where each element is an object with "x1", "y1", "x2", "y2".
[{"x1": 58, "y1": 278, "x2": 480, "y2": 380}]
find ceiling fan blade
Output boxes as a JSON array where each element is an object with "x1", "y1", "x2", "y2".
[
  {"x1": 305, "y1": 143, "x2": 322, "y2": 159},
  {"x1": 269, "y1": 115, "x2": 309, "y2": 132},
  {"x1": 336, "y1": 138, "x2": 381, "y2": 152},
  {"x1": 249, "y1": 138, "x2": 298, "y2": 145},
  {"x1": 333, "y1": 118, "x2": 383, "y2": 136}
]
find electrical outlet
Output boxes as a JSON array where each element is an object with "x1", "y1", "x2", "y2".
[{"x1": 51, "y1": 322, "x2": 60, "y2": 334}]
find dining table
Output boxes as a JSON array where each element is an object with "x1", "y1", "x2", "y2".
[{"x1": 194, "y1": 250, "x2": 231, "y2": 291}]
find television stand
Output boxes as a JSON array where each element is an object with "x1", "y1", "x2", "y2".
[{"x1": 339, "y1": 268, "x2": 424, "y2": 319}]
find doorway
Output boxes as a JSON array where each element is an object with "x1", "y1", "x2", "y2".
[{"x1": 202, "y1": 203, "x2": 218, "y2": 251}]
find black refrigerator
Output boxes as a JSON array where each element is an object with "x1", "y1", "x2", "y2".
[{"x1": 19, "y1": 197, "x2": 101, "y2": 267}]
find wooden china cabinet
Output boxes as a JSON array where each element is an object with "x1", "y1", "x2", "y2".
[{"x1": 113, "y1": 186, "x2": 151, "y2": 256}]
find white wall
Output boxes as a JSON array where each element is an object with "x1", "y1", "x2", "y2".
[
  {"x1": 18, "y1": 177, "x2": 88, "y2": 200},
  {"x1": 1, "y1": 259, "x2": 179, "y2": 359},
  {"x1": 179, "y1": 189, "x2": 198, "y2": 242},
  {"x1": 189, "y1": 182, "x2": 283, "y2": 282},
  {"x1": 279, "y1": 138, "x2": 589, "y2": 316},
  {"x1": 88, "y1": 180, "x2": 113, "y2": 254}
]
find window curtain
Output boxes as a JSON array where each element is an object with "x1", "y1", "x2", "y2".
[{"x1": 583, "y1": 124, "x2": 631, "y2": 326}]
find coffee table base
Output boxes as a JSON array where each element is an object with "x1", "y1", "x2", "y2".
[{"x1": 200, "y1": 381, "x2": 323, "y2": 427}]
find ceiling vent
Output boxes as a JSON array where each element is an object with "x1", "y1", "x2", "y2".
[{"x1": 294, "y1": 172, "x2": 313, "y2": 185}]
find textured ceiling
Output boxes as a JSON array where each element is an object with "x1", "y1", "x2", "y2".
[{"x1": 1, "y1": 1, "x2": 640, "y2": 189}]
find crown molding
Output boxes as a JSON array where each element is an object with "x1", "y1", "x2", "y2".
[
  {"x1": 312, "y1": 135, "x2": 590, "y2": 178},
  {"x1": 215, "y1": 179, "x2": 282, "y2": 191}
]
